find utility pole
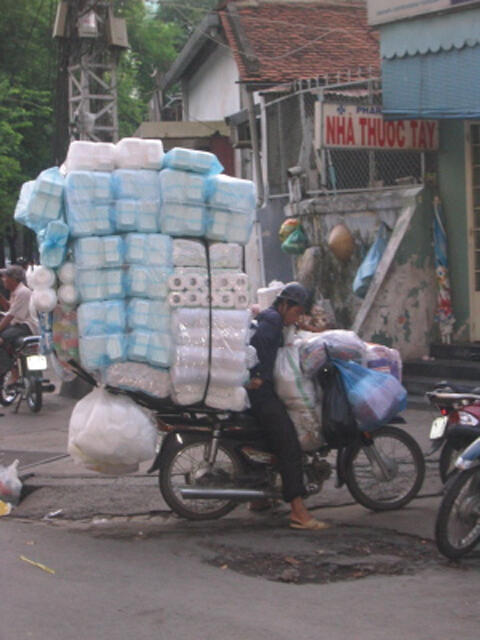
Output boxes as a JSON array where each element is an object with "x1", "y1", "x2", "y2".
[{"x1": 52, "y1": 1, "x2": 128, "y2": 165}]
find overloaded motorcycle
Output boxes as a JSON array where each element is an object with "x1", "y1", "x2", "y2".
[
  {"x1": 435, "y1": 435, "x2": 480, "y2": 559},
  {"x1": 426, "y1": 382, "x2": 480, "y2": 482},
  {"x1": 0, "y1": 335, "x2": 55, "y2": 413},
  {"x1": 147, "y1": 403, "x2": 425, "y2": 520}
]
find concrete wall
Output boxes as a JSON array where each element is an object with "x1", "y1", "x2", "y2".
[
  {"x1": 184, "y1": 47, "x2": 241, "y2": 121},
  {"x1": 295, "y1": 187, "x2": 437, "y2": 359},
  {"x1": 437, "y1": 120, "x2": 470, "y2": 340}
]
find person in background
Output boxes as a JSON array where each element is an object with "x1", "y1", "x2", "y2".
[
  {"x1": 247, "y1": 282, "x2": 330, "y2": 530},
  {"x1": 0, "y1": 266, "x2": 38, "y2": 384}
]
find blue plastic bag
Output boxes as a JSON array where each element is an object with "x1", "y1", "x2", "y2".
[
  {"x1": 332, "y1": 358, "x2": 407, "y2": 431},
  {"x1": 353, "y1": 223, "x2": 389, "y2": 298}
]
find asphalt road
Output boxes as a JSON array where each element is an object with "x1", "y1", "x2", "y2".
[{"x1": 2, "y1": 389, "x2": 480, "y2": 639}]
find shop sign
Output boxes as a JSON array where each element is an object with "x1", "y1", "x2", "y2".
[
  {"x1": 368, "y1": 0, "x2": 480, "y2": 26},
  {"x1": 323, "y1": 104, "x2": 439, "y2": 151}
]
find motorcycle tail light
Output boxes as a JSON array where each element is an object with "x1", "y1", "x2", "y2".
[
  {"x1": 457, "y1": 411, "x2": 480, "y2": 427},
  {"x1": 440, "y1": 407, "x2": 450, "y2": 416}
]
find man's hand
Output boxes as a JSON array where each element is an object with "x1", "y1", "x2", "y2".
[{"x1": 246, "y1": 377, "x2": 263, "y2": 390}]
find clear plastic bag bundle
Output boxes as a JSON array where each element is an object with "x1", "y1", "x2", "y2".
[
  {"x1": 0, "y1": 460, "x2": 22, "y2": 505},
  {"x1": 206, "y1": 209, "x2": 253, "y2": 245},
  {"x1": 65, "y1": 171, "x2": 114, "y2": 237},
  {"x1": 333, "y1": 358, "x2": 407, "y2": 431},
  {"x1": 104, "y1": 362, "x2": 170, "y2": 398},
  {"x1": 128, "y1": 329, "x2": 171, "y2": 367},
  {"x1": 173, "y1": 239, "x2": 207, "y2": 267},
  {"x1": 76, "y1": 268, "x2": 126, "y2": 302},
  {"x1": 299, "y1": 330, "x2": 366, "y2": 377},
  {"x1": 204, "y1": 174, "x2": 256, "y2": 214},
  {"x1": 365, "y1": 342, "x2": 402, "y2": 381},
  {"x1": 160, "y1": 202, "x2": 206, "y2": 237},
  {"x1": 209, "y1": 243, "x2": 243, "y2": 270},
  {"x1": 65, "y1": 141, "x2": 115, "y2": 172},
  {"x1": 14, "y1": 180, "x2": 36, "y2": 227},
  {"x1": 74, "y1": 235, "x2": 124, "y2": 269},
  {"x1": 124, "y1": 233, "x2": 172, "y2": 267},
  {"x1": 112, "y1": 169, "x2": 161, "y2": 233},
  {"x1": 78, "y1": 334, "x2": 126, "y2": 371},
  {"x1": 127, "y1": 298, "x2": 170, "y2": 333},
  {"x1": 67, "y1": 387, "x2": 157, "y2": 474},
  {"x1": 126, "y1": 266, "x2": 172, "y2": 299}
]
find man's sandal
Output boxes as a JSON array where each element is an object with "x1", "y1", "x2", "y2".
[{"x1": 289, "y1": 518, "x2": 330, "y2": 531}]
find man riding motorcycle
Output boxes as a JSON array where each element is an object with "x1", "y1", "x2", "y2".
[
  {"x1": 247, "y1": 282, "x2": 330, "y2": 530},
  {"x1": 0, "y1": 265, "x2": 39, "y2": 385}
]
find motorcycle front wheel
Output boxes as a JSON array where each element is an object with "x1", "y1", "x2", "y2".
[
  {"x1": 0, "y1": 372, "x2": 19, "y2": 406},
  {"x1": 435, "y1": 466, "x2": 480, "y2": 559},
  {"x1": 25, "y1": 374, "x2": 42, "y2": 413},
  {"x1": 159, "y1": 433, "x2": 244, "y2": 520},
  {"x1": 345, "y1": 425, "x2": 425, "y2": 511}
]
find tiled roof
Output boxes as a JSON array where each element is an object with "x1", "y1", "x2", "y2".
[{"x1": 218, "y1": 1, "x2": 380, "y2": 84}]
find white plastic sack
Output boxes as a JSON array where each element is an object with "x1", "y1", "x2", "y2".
[
  {"x1": 0, "y1": 459, "x2": 22, "y2": 505},
  {"x1": 274, "y1": 337, "x2": 323, "y2": 451},
  {"x1": 67, "y1": 387, "x2": 157, "y2": 474}
]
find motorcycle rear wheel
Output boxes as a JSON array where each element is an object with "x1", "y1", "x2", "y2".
[
  {"x1": 159, "y1": 433, "x2": 243, "y2": 520},
  {"x1": 345, "y1": 425, "x2": 425, "y2": 511},
  {"x1": 435, "y1": 466, "x2": 480, "y2": 559},
  {"x1": 25, "y1": 375, "x2": 42, "y2": 413}
]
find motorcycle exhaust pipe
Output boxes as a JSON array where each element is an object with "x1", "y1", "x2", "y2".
[
  {"x1": 42, "y1": 383, "x2": 56, "y2": 393},
  {"x1": 180, "y1": 487, "x2": 274, "y2": 502}
]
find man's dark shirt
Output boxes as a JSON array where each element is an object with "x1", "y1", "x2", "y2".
[{"x1": 249, "y1": 306, "x2": 284, "y2": 387}]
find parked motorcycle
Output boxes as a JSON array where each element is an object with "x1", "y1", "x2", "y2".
[
  {"x1": 0, "y1": 335, "x2": 55, "y2": 413},
  {"x1": 435, "y1": 435, "x2": 480, "y2": 559},
  {"x1": 144, "y1": 402, "x2": 425, "y2": 521},
  {"x1": 426, "y1": 382, "x2": 480, "y2": 482}
]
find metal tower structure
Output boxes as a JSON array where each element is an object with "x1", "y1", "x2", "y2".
[{"x1": 53, "y1": 1, "x2": 128, "y2": 151}]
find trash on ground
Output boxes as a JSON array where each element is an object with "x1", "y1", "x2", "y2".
[
  {"x1": 20, "y1": 555, "x2": 55, "y2": 575},
  {"x1": 0, "y1": 459, "x2": 22, "y2": 505}
]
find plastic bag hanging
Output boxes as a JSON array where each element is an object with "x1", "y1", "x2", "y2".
[
  {"x1": 353, "y1": 222, "x2": 389, "y2": 298},
  {"x1": 433, "y1": 196, "x2": 455, "y2": 343},
  {"x1": 281, "y1": 225, "x2": 308, "y2": 255}
]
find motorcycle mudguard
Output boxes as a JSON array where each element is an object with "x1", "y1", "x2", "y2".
[{"x1": 335, "y1": 447, "x2": 349, "y2": 488}]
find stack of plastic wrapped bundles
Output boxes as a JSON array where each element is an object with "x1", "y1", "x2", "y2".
[
  {"x1": 170, "y1": 307, "x2": 254, "y2": 410},
  {"x1": 204, "y1": 174, "x2": 256, "y2": 244}
]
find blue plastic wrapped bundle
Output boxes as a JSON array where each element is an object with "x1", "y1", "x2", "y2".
[
  {"x1": 65, "y1": 171, "x2": 114, "y2": 237},
  {"x1": 204, "y1": 174, "x2": 256, "y2": 213},
  {"x1": 126, "y1": 266, "x2": 172, "y2": 299},
  {"x1": 77, "y1": 300, "x2": 127, "y2": 337},
  {"x1": 112, "y1": 170, "x2": 161, "y2": 232},
  {"x1": 79, "y1": 334, "x2": 126, "y2": 371},
  {"x1": 128, "y1": 330, "x2": 171, "y2": 367},
  {"x1": 127, "y1": 298, "x2": 170, "y2": 333},
  {"x1": 74, "y1": 235, "x2": 123, "y2": 271},
  {"x1": 159, "y1": 168, "x2": 206, "y2": 204},
  {"x1": 124, "y1": 233, "x2": 172, "y2": 267},
  {"x1": 14, "y1": 180, "x2": 36, "y2": 227},
  {"x1": 163, "y1": 147, "x2": 223, "y2": 175},
  {"x1": 76, "y1": 268, "x2": 126, "y2": 302},
  {"x1": 16, "y1": 168, "x2": 65, "y2": 233},
  {"x1": 160, "y1": 202, "x2": 206, "y2": 237},
  {"x1": 206, "y1": 209, "x2": 253, "y2": 244},
  {"x1": 38, "y1": 219, "x2": 69, "y2": 268}
]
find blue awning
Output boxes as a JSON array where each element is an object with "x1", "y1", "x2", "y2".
[{"x1": 381, "y1": 8, "x2": 480, "y2": 119}]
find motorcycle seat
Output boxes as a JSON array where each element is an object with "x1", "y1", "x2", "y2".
[{"x1": 434, "y1": 380, "x2": 480, "y2": 394}]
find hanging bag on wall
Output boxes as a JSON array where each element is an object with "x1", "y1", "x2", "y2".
[
  {"x1": 353, "y1": 223, "x2": 389, "y2": 298},
  {"x1": 281, "y1": 225, "x2": 308, "y2": 255}
]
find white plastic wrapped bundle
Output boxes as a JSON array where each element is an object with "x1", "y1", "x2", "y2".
[
  {"x1": 168, "y1": 269, "x2": 208, "y2": 291},
  {"x1": 162, "y1": 147, "x2": 223, "y2": 174},
  {"x1": 58, "y1": 284, "x2": 78, "y2": 306},
  {"x1": 127, "y1": 298, "x2": 170, "y2": 333},
  {"x1": 114, "y1": 138, "x2": 145, "y2": 169},
  {"x1": 15, "y1": 168, "x2": 64, "y2": 233},
  {"x1": 205, "y1": 385, "x2": 249, "y2": 412},
  {"x1": 128, "y1": 330, "x2": 171, "y2": 368},
  {"x1": 365, "y1": 343, "x2": 403, "y2": 381},
  {"x1": 58, "y1": 261, "x2": 76, "y2": 284},
  {"x1": 204, "y1": 174, "x2": 256, "y2": 214},
  {"x1": 170, "y1": 384, "x2": 205, "y2": 406},
  {"x1": 65, "y1": 171, "x2": 113, "y2": 237},
  {"x1": 206, "y1": 208, "x2": 253, "y2": 244},
  {"x1": 212, "y1": 271, "x2": 248, "y2": 292},
  {"x1": 170, "y1": 346, "x2": 209, "y2": 386},
  {"x1": 104, "y1": 362, "x2": 170, "y2": 398},
  {"x1": 65, "y1": 141, "x2": 116, "y2": 172},
  {"x1": 160, "y1": 202, "x2": 205, "y2": 237},
  {"x1": 173, "y1": 239, "x2": 206, "y2": 267},
  {"x1": 209, "y1": 243, "x2": 243, "y2": 270},
  {"x1": 126, "y1": 266, "x2": 171, "y2": 299},
  {"x1": 159, "y1": 168, "x2": 206, "y2": 204},
  {"x1": 67, "y1": 386, "x2": 157, "y2": 475},
  {"x1": 32, "y1": 288, "x2": 57, "y2": 313},
  {"x1": 77, "y1": 300, "x2": 126, "y2": 337},
  {"x1": 143, "y1": 139, "x2": 165, "y2": 170},
  {"x1": 29, "y1": 265, "x2": 56, "y2": 290},
  {"x1": 299, "y1": 330, "x2": 367, "y2": 377},
  {"x1": 124, "y1": 233, "x2": 172, "y2": 267},
  {"x1": 78, "y1": 334, "x2": 126, "y2": 371},
  {"x1": 257, "y1": 280, "x2": 284, "y2": 310},
  {"x1": 38, "y1": 219, "x2": 69, "y2": 268}
]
